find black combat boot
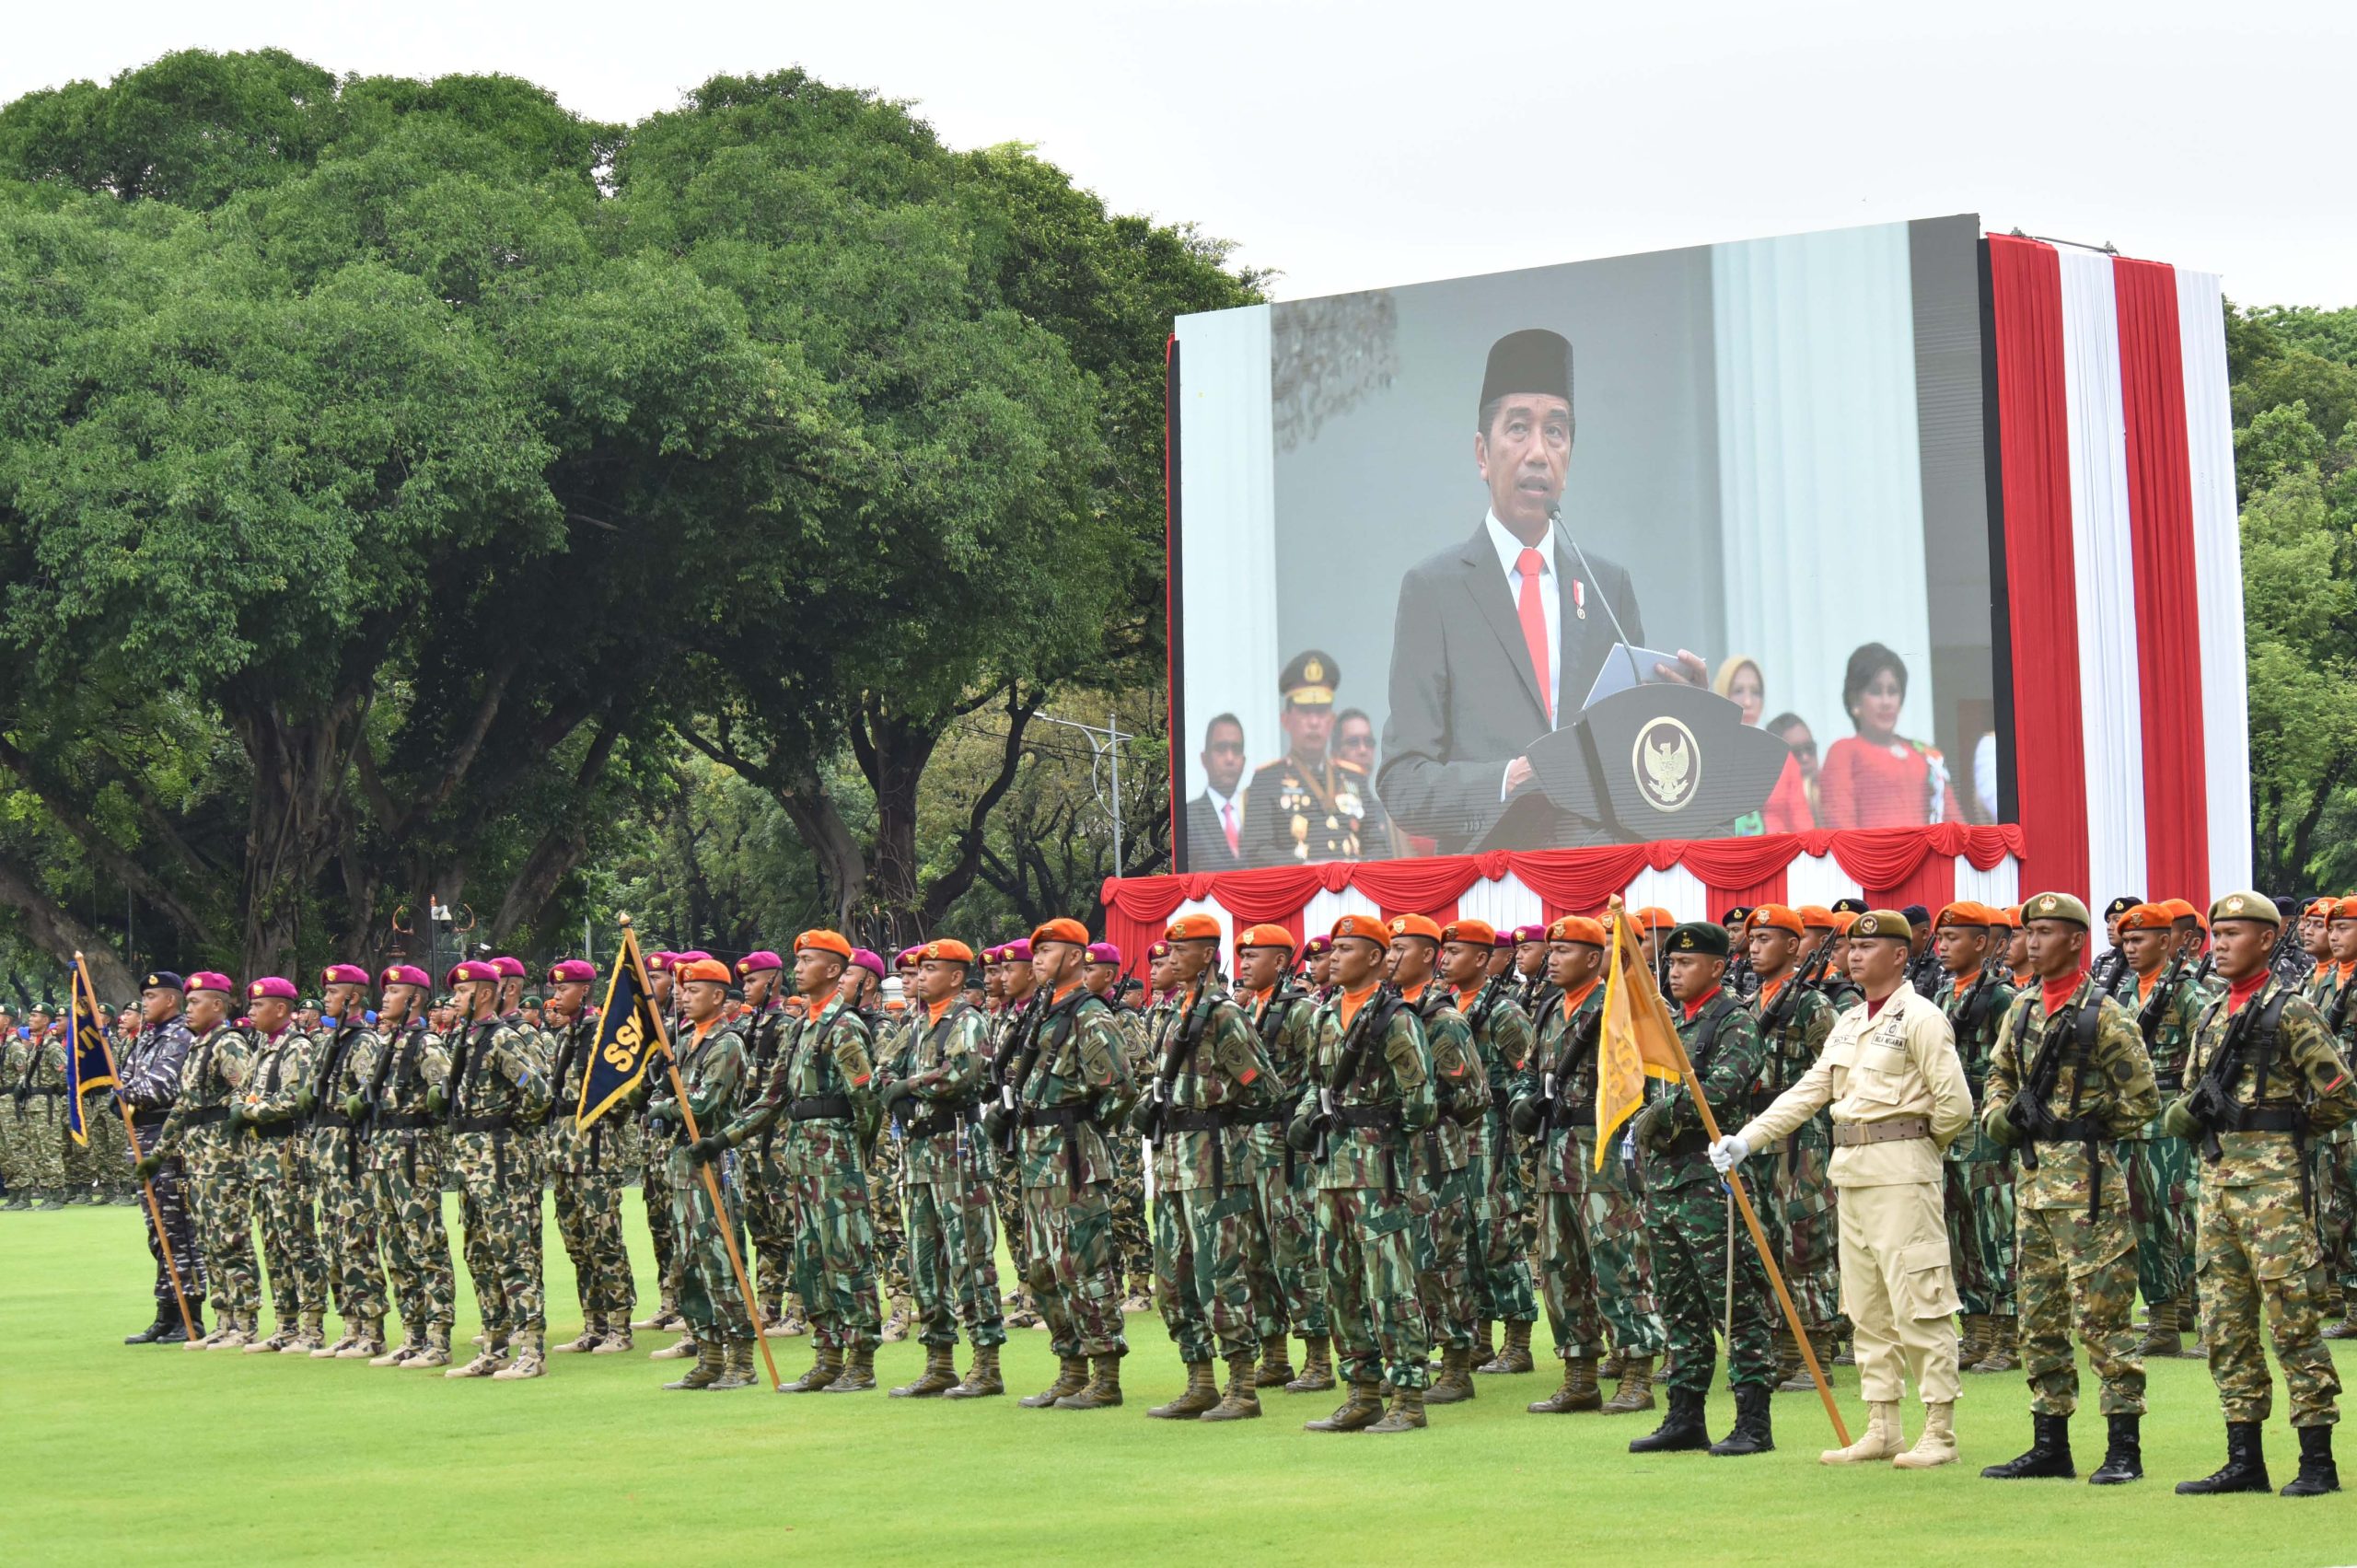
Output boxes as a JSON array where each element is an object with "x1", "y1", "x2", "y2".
[
  {"x1": 2282, "y1": 1424, "x2": 2340, "y2": 1497},
  {"x1": 1707, "y1": 1386, "x2": 1774, "y2": 1457},
  {"x1": 2087, "y1": 1413, "x2": 2142, "y2": 1484},
  {"x1": 156, "y1": 1305, "x2": 203, "y2": 1346},
  {"x1": 1982, "y1": 1412, "x2": 2075, "y2": 1479},
  {"x1": 2177, "y1": 1421, "x2": 2270, "y2": 1494},
  {"x1": 1628, "y1": 1387, "x2": 1710, "y2": 1453},
  {"x1": 125, "y1": 1310, "x2": 173, "y2": 1344}
]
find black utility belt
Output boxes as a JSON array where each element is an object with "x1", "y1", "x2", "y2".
[
  {"x1": 2153, "y1": 1075, "x2": 2184, "y2": 1095},
  {"x1": 2026, "y1": 1118, "x2": 2106, "y2": 1144},
  {"x1": 1165, "y1": 1106, "x2": 1283, "y2": 1132},
  {"x1": 1017, "y1": 1104, "x2": 1092, "y2": 1129},
  {"x1": 2212, "y1": 1107, "x2": 2307, "y2": 1135},
  {"x1": 1333, "y1": 1104, "x2": 1402, "y2": 1132},
  {"x1": 314, "y1": 1111, "x2": 354, "y2": 1132},
  {"x1": 1559, "y1": 1102, "x2": 1597, "y2": 1126},
  {"x1": 454, "y1": 1115, "x2": 514, "y2": 1133},
  {"x1": 375, "y1": 1112, "x2": 438, "y2": 1131},
  {"x1": 248, "y1": 1121, "x2": 298, "y2": 1141},
  {"x1": 187, "y1": 1106, "x2": 230, "y2": 1126},
  {"x1": 788, "y1": 1096, "x2": 853, "y2": 1121},
  {"x1": 904, "y1": 1105, "x2": 979, "y2": 1140},
  {"x1": 22, "y1": 1086, "x2": 64, "y2": 1098},
  {"x1": 1662, "y1": 1127, "x2": 1713, "y2": 1160}
]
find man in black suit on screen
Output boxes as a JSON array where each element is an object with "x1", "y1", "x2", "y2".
[
  {"x1": 1183, "y1": 712, "x2": 1249, "y2": 872},
  {"x1": 1376, "y1": 328, "x2": 1705, "y2": 854}
]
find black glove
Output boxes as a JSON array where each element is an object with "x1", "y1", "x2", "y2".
[
  {"x1": 1508, "y1": 1097, "x2": 1543, "y2": 1137},
  {"x1": 689, "y1": 1132, "x2": 728, "y2": 1164},
  {"x1": 981, "y1": 1104, "x2": 1008, "y2": 1143}
]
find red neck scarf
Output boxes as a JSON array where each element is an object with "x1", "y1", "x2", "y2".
[
  {"x1": 2039, "y1": 971, "x2": 2084, "y2": 1015},
  {"x1": 1682, "y1": 985, "x2": 1722, "y2": 1023},
  {"x1": 2225, "y1": 971, "x2": 2270, "y2": 1015}
]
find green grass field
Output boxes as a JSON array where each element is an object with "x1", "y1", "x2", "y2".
[{"x1": 5, "y1": 1195, "x2": 2347, "y2": 1566}]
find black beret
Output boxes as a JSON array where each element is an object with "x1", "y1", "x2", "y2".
[
  {"x1": 1829, "y1": 898, "x2": 1868, "y2": 916},
  {"x1": 1480, "y1": 329, "x2": 1573, "y2": 414},
  {"x1": 2102, "y1": 895, "x2": 2143, "y2": 920},
  {"x1": 1898, "y1": 904, "x2": 1930, "y2": 927},
  {"x1": 1665, "y1": 922, "x2": 1730, "y2": 958},
  {"x1": 142, "y1": 971, "x2": 185, "y2": 993}
]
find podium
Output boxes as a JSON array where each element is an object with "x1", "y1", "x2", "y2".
[{"x1": 1476, "y1": 683, "x2": 1792, "y2": 850}]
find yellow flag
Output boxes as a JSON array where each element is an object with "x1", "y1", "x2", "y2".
[{"x1": 1595, "y1": 900, "x2": 1685, "y2": 1168}]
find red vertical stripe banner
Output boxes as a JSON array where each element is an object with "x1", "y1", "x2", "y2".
[
  {"x1": 2111, "y1": 258, "x2": 2212, "y2": 907},
  {"x1": 1988, "y1": 237, "x2": 2090, "y2": 902}
]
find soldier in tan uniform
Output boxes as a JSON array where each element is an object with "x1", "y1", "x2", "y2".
[{"x1": 1713, "y1": 909, "x2": 1974, "y2": 1469}]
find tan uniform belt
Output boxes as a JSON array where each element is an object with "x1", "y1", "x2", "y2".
[{"x1": 1831, "y1": 1115, "x2": 1932, "y2": 1147}]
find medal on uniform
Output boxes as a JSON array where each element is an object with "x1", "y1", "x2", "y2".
[{"x1": 1573, "y1": 578, "x2": 1586, "y2": 620}]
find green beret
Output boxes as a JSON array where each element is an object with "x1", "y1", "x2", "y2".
[
  {"x1": 2022, "y1": 891, "x2": 2092, "y2": 928},
  {"x1": 1850, "y1": 909, "x2": 1914, "y2": 943},
  {"x1": 1665, "y1": 921, "x2": 1730, "y2": 958},
  {"x1": 2208, "y1": 889, "x2": 2282, "y2": 929}
]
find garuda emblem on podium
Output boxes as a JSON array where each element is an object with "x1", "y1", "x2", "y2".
[{"x1": 1632, "y1": 716, "x2": 1698, "y2": 813}]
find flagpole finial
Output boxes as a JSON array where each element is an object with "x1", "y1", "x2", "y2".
[
  {"x1": 73, "y1": 950, "x2": 85, "y2": 963},
  {"x1": 618, "y1": 912, "x2": 633, "y2": 929}
]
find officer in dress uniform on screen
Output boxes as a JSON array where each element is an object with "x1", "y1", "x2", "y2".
[{"x1": 1240, "y1": 650, "x2": 1399, "y2": 866}]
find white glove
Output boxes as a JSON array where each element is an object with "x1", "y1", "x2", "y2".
[{"x1": 1707, "y1": 1133, "x2": 1749, "y2": 1175}]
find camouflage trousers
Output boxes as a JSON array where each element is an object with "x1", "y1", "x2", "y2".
[
  {"x1": 371, "y1": 1132, "x2": 455, "y2": 1333},
  {"x1": 1538, "y1": 1132, "x2": 1666, "y2": 1360},
  {"x1": 184, "y1": 1128, "x2": 259, "y2": 1318},
  {"x1": 995, "y1": 1164, "x2": 1036, "y2": 1310},
  {"x1": 666, "y1": 1154, "x2": 753, "y2": 1340},
  {"x1": 128, "y1": 1114, "x2": 204, "y2": 1307},
  {"x1": 1649, "y1": 1173, "x2": 1778, "y2": 1395},
  {"x1": 1107, "y1": 1129, "x2": 1152, "y2": 1290},
  {"x1": 1471, "y1": 1119, "x2": 1538, "y2": 1324},
  {"x1": 1945, "y1": 1136, "x2": 2018, "y2": 1316},
  {"x1": 245, "y1": 1132, "x2": 326, "y2": 1323},
  {"x1": 869, "y1": 1129, "x2": 911, "y2": 1301},
  {"x1": 1250, "y1": 1132, "x2": 1328, "y2": 1338},
  {"x1": 2126, "y1": 1127, "x2": 2199, "y2": 1308},
  {"x1": 904, "y1": 1152, "x2": 1004, "y2": 1349},
  {"x1": 64, "y1": 1097, "x2": 106, "y2": 1196},
  {"x1": 84, "y1": 1098, "x2": 132, "y2": 1196},
  {"x1": 1782, "y1": 1138, "x2": 1846, "y2": 1332},
  {"x1": 784, "y1": 1154, "x2": 880, "y2": 1352},
  {"x1": 450, "y1": 1129, "x2": 543, "y2": 1334},
  {"x1": 739, "y1": 1137, "x2": 796, "y2": 1311},
  {"x1": 10, "y1": 1095, "x2": 65, "y2": 1192},
  {"x1": 2314, "y1": 1125, "x2": 2357, "y2": 1295},
  {"x1": 2198, "y1": 1164, "x2": 2342, "y2": 1426},
  {"x1": 552, "y1": 1167, "x2": 635, "y2": 1319},
  {"x1": 311, "y1": 1128, "x2": 387, "y2": 1325},
  {"x1": 1154, "y1": 1179, "x2": 1279, "y2": 1363},
  {"x1": 1410, "y1": 1158, "x2": 1480, "y2": 1352},
  {"x1": 2017, "y1": 1195, "x2": 2144, "y2": 1417},
  {"x1": 641, "y1": 1135, "x2": 679, "y2": 1304},
  {"x1": 1318, "y1": 1182, "x2": 1429, "y2": 1391},
  {"x1": 1021, "y1": 1179, "x2": 1128, "y2": 1359}
]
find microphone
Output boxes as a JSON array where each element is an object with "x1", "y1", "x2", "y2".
[{"x1": 1550, "y1": 504, "x2": 1648, "y2": 703}]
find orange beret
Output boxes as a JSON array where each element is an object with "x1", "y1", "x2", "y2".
[
  {"x1": 1439, "y1": 918, "x2": 1497, "y2": 947},
  {"x1": 1547, "y1": 915, "x2": 1606, "y2": 947},
  {"x1": 1330, "y1": 913, "x2": 1388, "y2": 944},
  {"x1": 921, "y1": 938, "x2": 976, "y2": 963},
  {"x1": 1387, "y1": 913, "x2": 1444, "y2": 944},
  {"x1": 1831, "y1": 911, "x2": 1859, "y2": 934},
  {"x1": 2332, "y1": 898, "x2": 2357, "y2": 923},
  {"x1": 676, "y1": 958, "x2": 733, "y2": 984},
  {"x1": 1160, "y1": 912, "x2": 1220, "y2": 944},
  {"x1": 1033, "y1": 916, "x2": 1094, "y2": 948},
  {"x1": 1632, "y1": 905, "x2": 1676, "y2": 931},
  {"x1": 1935, "y1": 900, "x2": 1998, "y2": 930},
  {"x1": 1236, "y1": 923, "x2": 1296, "y2": 952},
  {"x1": 2117, "y1": 903, "x2": 2171, "y2": 933},
  {"x1": 2308, "y1": 898, "x2": 2340, "y2": 918},
  {"x1": 1796, "y1": 904, "x2": 1836, "y2": 930},
  {"x1": 1747, "y1": 904, "x2": 1805, "y2": 937},
  {"x1": 795, "y1": 929, "x2": 853, "y2": 961},
  {"x1": 1999, "y1": 905, "x2": 2023, "y2": 928}
]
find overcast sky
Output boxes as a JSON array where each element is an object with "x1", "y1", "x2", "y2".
[{"x1": 6, "y1": 1, "x2": 2351, "y2": 307}]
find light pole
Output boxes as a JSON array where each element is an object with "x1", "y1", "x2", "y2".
[{"x1": 1032, "y1": 711, "x2": 1138, "y2": 871}]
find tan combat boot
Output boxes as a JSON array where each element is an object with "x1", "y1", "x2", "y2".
[
  {"x1": 1820, "y1": 1400, "x2": 1906, "y2": 1464},
  {"x1": 1972, "y1": 1315, "x2": 2018, "y2": 1372},
  {"x1": 243, "y1": 1316, "x2": 292, "y2": 1354},
  {"x1": 1019, "y1": 1354, "x2": 1089, "y2": 1408},
  {"x1": 596, "y1": 1318, "x2": 633, "y2": 1354},
  {"x1": 824, "y1": 1343, "x2": 877, "y2": 1392},
  {"x1": 1367, "y1": 1383, "x2": 1428, "y2": 1433},
  {"x1": 1201, "y1": 1352, "x2": 1263, "y2": 1422},
  {"x1": 314, "y1": 1327, "x2": 359, "y2": 1360},
  {"x1": 1527, "y1": 1356, "x2": 1602, "y2": 1414},
  {"x1": 335, "y1": 1318, "x2": 387, "y2": 1360},
  {"x1": 492, "y1": 1330, "x2": 546, "y2": 1380},
  {"x1": 630, "y1": 1294, "x2": 679, "y2": 1331},
  {"x1": 649, "y1": 1331, "x2": 698, "y2": 1361},
  {"x1": 209, "y1": 1313, "x2": 256, "y2": 1352},
  {"x1": 1054, "y1": 1353, "x2": 1125, "y2": 1409},
  {"x1": 1891, "y1": 1400, "x2": 1957, "y2": 1469},
  {"x1": 890, "y1": 1343, "x2": 960, "y2": 1399},
  {"x1": 406, "y1": 1324, "x2": 452, "y2": 1369},
  {"x1": 663, "y1": 1337, "x2": 724, "y2": 1389},
  {"x1": 711, "y1": 1338, "x2": 757, "y2": 1389},
  {"x1": 1148, "y1": 1360, "x2": 1221, "y2": 1419},
  {"x1": 1599, "y1": 1354, "x2": 1656, "y2": 1414},
  {"x1": 879, "y1": 1295, "x2": 913, "y2": 1344},
  {"x1": 776, "y1": 1346, "x2": 843, "y2": 1394},
  {"x1": 2135, "y1": 1298, "x2": 2182, "y2": 1358},
  {"x1": 1254, "y1": 1333, "x2": 1295, "y2": 1388},
  {"x1": 1480, "y1": 1319, "x2": 1536, "y2": 1375},
  {"x1": 1305, "y1": 1379, "x2": 1387, "y2": 1432},
  {"x1": 551, "y1": 1314, "x2": 602, "y2": 1354},
  {"x1": 759, "y1": 1300, "x2": 790, "y2": 1338},
  {"x1": 1470, "y1": 1318, "x2": 1497, "y2": 1368},
  {"x1": 1424, "y1": 1346, "x2": 1477, "y2": 1405},
  {"x1": 372, "y1": 1329, "x2": 424, "y2": 1367},
  {"x1": 1285, "y1": 1336, "x2": 1335, "y2": 1393},
  {"x1": 942, "y1": 1342, "x2": 1004, "y2": 1400}
]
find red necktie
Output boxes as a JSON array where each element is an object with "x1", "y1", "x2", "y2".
[
  {"x1": 1221, "y1": 801, "x2": 1239, "y2": 856},
  {"x1": 1516, "y1": 547, "x2": 1551, "y2": 721}
]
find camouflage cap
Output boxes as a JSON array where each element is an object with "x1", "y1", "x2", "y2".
[
  {"x1": 1664, "y1": 922, "x2": 1730, "y2": 958},
  {"x1": 1849, "y1": 909, "x2": 1913, "y2": 944},
  {"x1": 2208, "y1": 889, "x2": 2282, "y2": 929},
  {"x1": 2022, "y1": 891, "x2": 2092, "y2": 928}
]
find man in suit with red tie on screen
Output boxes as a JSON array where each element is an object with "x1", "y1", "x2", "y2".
[
  {"x1": 1186, "y1": 714, "x2": 1249, "y2": 872},
  {"x1": 1378, "y1": 329, "x2": 1707, "y2": 854}
]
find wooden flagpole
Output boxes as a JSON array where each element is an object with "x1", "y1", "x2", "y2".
[{"x1": 78, "y1": 953, "x2": 198, "y2": 1342}]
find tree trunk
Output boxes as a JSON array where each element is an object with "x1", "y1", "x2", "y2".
[
  {"x1": 229, "y1": 698, "x2": 365, "y2": 978},
  {"x1": 0, "y1": 849, "x2": 139, "y2": 998},
  {"x1": 490, "y1": 715, "x2": 624, "y2": 943}
]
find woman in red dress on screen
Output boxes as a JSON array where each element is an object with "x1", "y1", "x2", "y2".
[
  {"x1": 1817, "y1": 642, "x2": 1962, "y2": 830},
  {"x1": 1713, "y1": 654, "x2": 1815, "y2": 834}
]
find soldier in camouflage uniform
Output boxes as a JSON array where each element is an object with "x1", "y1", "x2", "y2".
[
  {"x1": 1086, "y1": 941, "x2": 1156, "y2": 1316},
  {"x1": 230, "y1": 978, "x2": 327, "y2": 1354},
  {"x1": 1628, "y1": 922, "x2": 1778, "y2": 1458},
  {"x1": 986, "y1": 941, "x2": 1045, "y2": 1330},
  {"x1": 1513, "y1": 915, "x2": 1666, "y2": 1416},
  {"x1": 0, "y1": 1006, "x2": 22, "y2": 1207},
  {"x1": 985, "y1": 919, "x2": 1136, "y2": 1409},
  {"x1": 10, "y1": 1008, "x2": 68, "y2": 1207},
  {"x1": 344, "y1": 966, "x2": 456, "y2": 1367},
  {"x1": 116, "y1": 974, "x2": 205, "y2": 1341},
  {"x1": 877, "y1": 938, "x2": 1006, "y2": 1399},
  {"x1": 436, "y1": 960, "x2": 552, "y2": 1379},
  {"x1": 2312, "y1": 900, "x2": 2357, "y2": 1342},
  {"x1": 1387, "y1": 917, "x2": 1491, "y2": 1406},
  {"x1": 2166, "y1": 892, "x2": 2356, "y2": 1496},
  {"x1": 544, "y1": 958, "x2": 638, "y2": 1354},
  {"x1": 1287, "y1": 913, "x2": 1437, "y2": 1433},
  {"x1": 1437, "y1": 920, "x2": 1538, "y2": 1378},
  {"x1": 631, "y1": 951, "x2": 686, "y2": 1334},
  {"x1": 139, "y1": 978, "x2": 260, "y2": 1345},
  {"x1": 1303, "y1": 935, "x2": 1335, "y2": 1001},
  {"x1": 1742, "y1": 905, "x2": 1841, "y2": 1388},
  {"x1": 721, "y1": 933, "x2": 880, "y2": 1392},
  {"x1": 1131, "y1": 913, "x2": 1283, "y2": 1421},
  {"x1": 305, "y1": 965, "x2": 387, "y2": 1357},
  {"x1": 1933, "y1": 903, "x2": 2022, "y2": 1375},
  {"x1": 728, "y1": 950, "x2": 797, "y2": 1342},
  {"x1": 1235, "y1": 925, "x2": 1332, "y2": 1392},
  {"x1": 656, "y1": 957, "x2": 760, "y2": 1389},
  {"x1": 1980, "y1": 892, "x2": 2159, "y2": 1483},
  {"x1": 2114, "y1": 903, "x2": 2214, "y2": 1358},
  {"x1": 847, "y1": 951, "x2": 913, "y2": 1342}
]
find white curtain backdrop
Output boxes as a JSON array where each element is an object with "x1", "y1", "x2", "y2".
[
  {"x1": 1457, "y1": 871, "x2": 1545, "y2": 933},
  {"x1": 1624, "y1": 863, "x2": 1709, "y2": 922},
  {"x1": 1954, "y1": 854, "x2": 2022, "y2": 910},
  {"x1": 1174, "y1": 306, "x2": 1278, "y2": 804},
  {"x1": 1714, "y1": 222, "x2": 1933, "y2": 749},
  {"x1": 1784, "y1": 852, "x2": 1865, "y2": 911},
  {"x1": 1302, "y1": 884, "x2": 1383, "y2": 937},
  {"x1": 2056, "y1": 250, "x2": 2148, "y2": 910},
  {"x1": 2175, "y1": 268, "x2": 2253, "y2": 897}
]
